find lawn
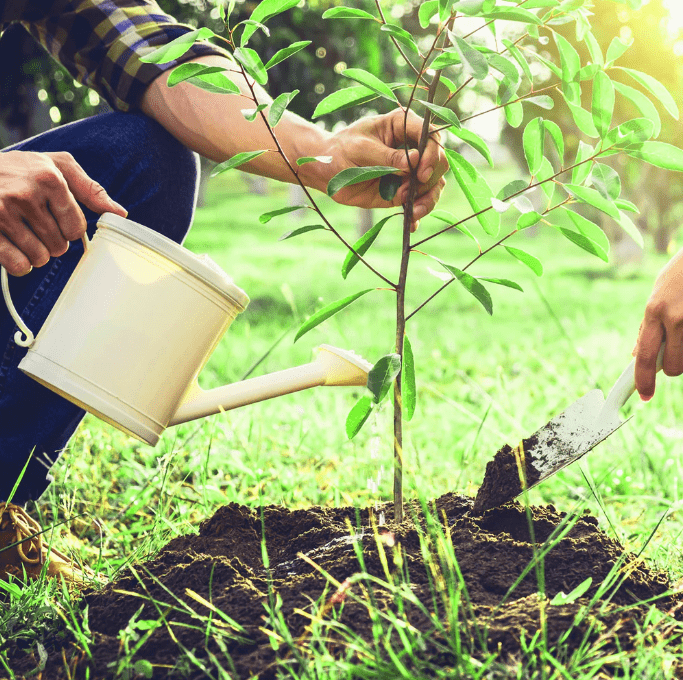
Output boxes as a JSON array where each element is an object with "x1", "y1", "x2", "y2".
[{"x1": 5, "y1": 166, "x2": 683, "y2": 677}]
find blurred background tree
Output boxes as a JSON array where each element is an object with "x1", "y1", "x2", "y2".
[{"x1": 1, "y1": 0, "x2": 682, "y2": 250}]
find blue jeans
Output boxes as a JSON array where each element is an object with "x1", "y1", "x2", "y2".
[{"x1": 0, "y1": 112, "x2": 200, "y2": 504}]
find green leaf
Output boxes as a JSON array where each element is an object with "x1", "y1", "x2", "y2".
[
  {"x1": 346, "y1": 396, "x2": 374, "y2": 439},
  {"x1": 603, "y1": 118, "x2": 655, "y2": 149},
  {"x1": 627, "y1": 141, "x2": 683, "y2": 172},
  {"x1": 368, "y1": 354, "x2": 401, "y2": 404},
  {"x1": 381, "y1": 24, "x2": 420, "y2": 54},
  {"x1": 342, "y1": 215, "x2": 394, "y2": 278},
  {"x1": 517, "y1": 211, "x2": 543, "y2": 230},
  {"x1": 402, "y1": 335, "x2": 416, "y2": 421},
  {"x1": 559, "y1": 227, "x2": 608, "y2": 262},
  {"x1": 479, "y1": 277, "x2": 523, "y2": 292},
  {"x1": 259, "y1": 205, "x2": 308, "y2": 224},
  {"x1": 322, "y1": 6, "x2": 377, "y2": 19},
  {"x1": 181, "y1": 71, "x2": 241, "y2": 95},
  {"x1": 579, "y1": 64, "x2": 600, "y2": 81},
  {"x1": 422, "y1": 102, "x2": 461, "y2": 128},
  {"x1": 313, "y1": 85, "x2": 379, "y2": 118},
  {"x1": 536, "y1": 157, "x2": 555, "y2": 203},
  {"x1": 278, "y1": 224, "x2": 328, "y2": 241},
  {"x1": 505, "y1": 101, "x2": 524, "y2": 128},
  {"x1": 483, "y1": 7, "x2": 542, "y2": 23},
  {"x1": 605, "y1": 36, "x2": 633, "y2": 66},
  {"x1": 378, "y1": 175, "x2": 402, "y2": 201},
  {"x1": 211, "y1": 150, "x2": 267, "y2": 176},
  {"x1": 419, "y1": 0, "x2": 439, "y2": 27},
  {"x1": 565, "y1": 98, "x2": 599, "y2": 137},
  {"x1": 591, "y1": 70, "x2": 615, "y2": 139},
  {"x1": 613, "y1": 81, "x2": 661, "y2": 138},
  {"x1": 505, "y1": 246, "x2": 543, "y2": 276},
  {"x1": 531, "y1": 51, "x2": 561, "y2": 78},
  {"x1": 327, "y1": 166, "x2": 399, "y2": 197},
  {"x1": 238, "y1": 20, "x2": 270, "y2": 45},
  {"x1": 445, "y1": 149, "x2": 500, "y2": 236},
  {"x1": 242, "y1": 0, "x2": 300, "y2": 43},
  {"x1": 543, "y1": 120, "x2": 564, "y2": 166},
  {"x1": 616, "y1": 210, "x2": 644, "y2": 248},
  {"x1": 503, "y1": 39, "x2": 533, "y2": 83},
  {"x1": 167, "y1": 63, "x2": 227, "y2": 86},
  {"x1": 241, "y1": 103, "x2": 268, "y2": 122},
  {"x1": 523, "y1": 117, "x2": 545, "y2": 176},
  {"x1": 430, "y1": 50, "x2": 463, "y2": 70},
  {"x1": 589, "y1": 163, "x2": 621, "y2": 200},
  {"x1": 497, "y1": 180, "x2": 528, "y2": 201},
  {"x1": 269, "y1": 90, "x2": 298, "y2": 127},
  {"x1": 572, "y1": 141, "x2": 594, "y2": 185},
  {"x1": 429, "y1": 210, "x2": 480, "y2": 246},
  {"x1": 453, "y1": 35, "x2": 489, "y2": 80},
  {"x1": 294, "y1": 289, "x2": 374, "y2": 342},
  {"x1": 563, "y1": 208, "x2": 610, "y2": 254},
  {"x1": 439, "y1": 263, "x2": 493, "y2": 315},
  {"x1": 234, "y1": 47, "x2": 268, "y2": 85},
  {"x1": 448, "y1": 126, "x2": 493, "y2": 166},
  {"x1": 132, "y1": 659, "x2": 154, "y2": 680},
  {"x1": 296, "y1": 155, "x2": 332, "y2": 166},
  {"x1": 565, "y1": 184, "x2": 619, "y2": 219},
  {"x1": 264, "y1": 41, "x2": 311, "y2": 69},
  {"x1": 139, "y1": 28, "x2": 215, "y2": 64},
  {"x1": 342, "y1": 68, "x2": 397, "y2": 103},
  {"x1": 583, "y1": 29, "x2": 604, "y2": 68},
  {"x1": 615, "y1": 198, "x2": 639, "y2": 213},
  {"x1": 555, "y1": 32, "x2": 581, "y2": 102},
  {"x1": 526, "y1": 95, "x2": 555, "y2": 110},
  {"x1": 550, "y1": 577, "x2": 592, "y2": 606},
  {"x1": 615, "y1": 67, "x2": 679, "y2": 120}
]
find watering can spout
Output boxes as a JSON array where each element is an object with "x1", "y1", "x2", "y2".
[{"x1": 168, "y1": 345, "x2": 372, "y2": 426}]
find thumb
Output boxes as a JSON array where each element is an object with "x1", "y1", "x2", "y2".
[
  {"x1": 373, "y1": 144, "x2": 418, "y2": 174},
  {"x1": 52, "y1": 153, "x2": 128, "y2": 217}
]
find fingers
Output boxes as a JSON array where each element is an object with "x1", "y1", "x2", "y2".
[
  {"x1": 387, "y1": 109, "x2": 447, "y2": 186},
  {"x1": 49, "y1": 152, "x2": 127, "y2": 218},
  {"x1": 0, "y1": 233, "x2": 33, "y2": 277},
  {"x1": 0, "y1": 150, "x2": 127, "y2": 277},
  {"x1": 634, "y1": 318, "x2": 663, "y2": 402}
]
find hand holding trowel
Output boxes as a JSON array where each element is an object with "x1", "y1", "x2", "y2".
[{"x1": 473, "y1": 346, "x2": 665, "y2": 514}]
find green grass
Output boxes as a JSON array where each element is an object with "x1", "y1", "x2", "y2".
[{"x1": 5, "y1": 166, "x2": 683, "y2": 677}]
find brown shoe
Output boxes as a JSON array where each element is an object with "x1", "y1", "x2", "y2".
[{"x1": 0, "y1": 502, "x2": 99, "y2": 584}]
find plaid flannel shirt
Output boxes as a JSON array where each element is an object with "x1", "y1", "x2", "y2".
[{"x1": 0, "y1": 0, "x2": 227, "y2": 111}]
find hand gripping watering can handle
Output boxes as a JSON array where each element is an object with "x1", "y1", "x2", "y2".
[{"x1": 0, "y1": 234, "x2": 90, "y2": 348}]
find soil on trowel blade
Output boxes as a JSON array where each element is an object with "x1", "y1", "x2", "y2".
[
  {"x1": 12, "y1": 494, "x2": 682, "y2": 679},
  {"x1": 474, "y1": 435, "x2": 543, "y2": 513}
]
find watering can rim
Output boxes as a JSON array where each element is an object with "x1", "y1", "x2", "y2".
[{"x1": 97, "y1": 212, "x2": 250, "y2": 310}]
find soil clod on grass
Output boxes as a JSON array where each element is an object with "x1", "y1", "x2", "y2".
[{"x1": 12, "y1": 493, "x2": 682, "y2": 679}]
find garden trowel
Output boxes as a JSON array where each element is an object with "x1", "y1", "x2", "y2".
[{"x1": 473, "y1": 348, "x2": 665, "y2": 514}]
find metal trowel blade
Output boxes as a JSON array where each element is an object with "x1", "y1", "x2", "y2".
[{"x1": 520, "y1": 388, "x2": 630, "y2": 490}]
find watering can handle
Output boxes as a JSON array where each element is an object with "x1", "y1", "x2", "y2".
[{"x1": 0, "y1": 234, "x2": 90, "y2": 348}]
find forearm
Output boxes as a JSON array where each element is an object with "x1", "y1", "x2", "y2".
[{"x1": 139, "y1": 55, "x2": 332, "y2": 192}]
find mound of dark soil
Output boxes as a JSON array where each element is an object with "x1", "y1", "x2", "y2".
[{"x1": 13, "y1": 494, "x2": 682, "y2": 678}]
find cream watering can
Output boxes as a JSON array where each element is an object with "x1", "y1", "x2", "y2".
[{"x1": 0, "y1": 213, "x2": 371, "y2": 446}]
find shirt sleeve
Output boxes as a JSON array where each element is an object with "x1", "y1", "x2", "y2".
[{"x1": 18, "y1": 0, "x2": 230, "y2": 112}]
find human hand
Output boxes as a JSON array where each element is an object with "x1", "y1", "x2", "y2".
[
  {"x1": 321, "y1": 108, "x2": 447, "y2": 232},
  {"x1": 0, "y1": 150, "x2": 127, "y2": 276},
  {"x1": 633, "y1": 247, "x2": 683, "y2": 400}
]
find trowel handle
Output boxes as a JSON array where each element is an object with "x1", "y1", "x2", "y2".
[
  {"x1": 601, "y1": 344, "x2": 665, "y2": 415},
  {"x1": 0, "y1": 235, "x2": 90, "y2": 348}
]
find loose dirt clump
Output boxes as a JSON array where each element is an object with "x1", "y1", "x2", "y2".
[
  {"x1": 473, "y1": 435, "x2": 543, "y2": 513},
  {"x1": 11, "y1": 494, "x2": 682, "y2": 678}
]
